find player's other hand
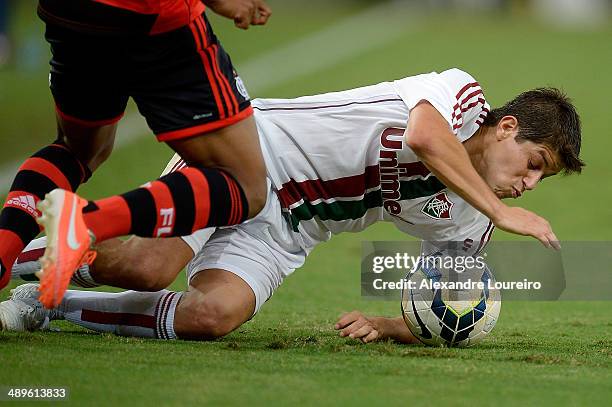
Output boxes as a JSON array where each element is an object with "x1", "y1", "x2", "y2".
[
  {"x1": 492, "y1": 205, "x2": 560, "y2": 250},
  {"x1": 206, "y1": 0, "x2": 272, "y2": 29},
  {"x1": 335, "y1": 311, "x2": 381, "y2": 344}
]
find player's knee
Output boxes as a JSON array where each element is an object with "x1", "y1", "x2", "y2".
[
  {"x1": 93, "y1": 142, "x2": 114, "y2": 169},
  {"x1": 189, "y1": 299, "x2": 238, "y2": 339},
  {"x1": 60, "y1": 122, "x2": 117, "y2": 172}
]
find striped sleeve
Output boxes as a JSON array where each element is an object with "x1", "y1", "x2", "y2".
[
  {"x1": 393, "y1": 68, "x2": 490, "y2": 142},
  {"x1": 445, "y1": 69, "x2": 490, "y2": 142}
]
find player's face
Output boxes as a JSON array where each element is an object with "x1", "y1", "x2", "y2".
[{"x1": 479, "y1": 118, "x2": 560, "y2": 199}]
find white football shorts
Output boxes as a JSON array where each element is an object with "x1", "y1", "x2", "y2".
[{"x1": 182, "y1": 180, "x2": 308, "y2": 315}]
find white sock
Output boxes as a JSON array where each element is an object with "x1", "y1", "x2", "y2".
[
  {"x1": 70, "y1": 265, "x2": 99, "y2": 288},
  {"x1": 13, "y1": 236, "x2": 100, "y2": 288},
  {"x1": 56, "y1": 289, "x2": 182, "y2": 339},
  {"x1": 11, "y1": 237, "x2": 47, "y2": 281}
]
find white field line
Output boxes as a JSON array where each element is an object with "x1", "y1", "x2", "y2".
[{"x1": 0, "y1": 0, "x2": 416, "y2": 193}]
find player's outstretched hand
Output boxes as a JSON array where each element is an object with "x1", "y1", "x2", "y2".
[
  {"x1": 335, "y1": 311, "x2": 381, "y2": 343},
  {"x1": 206, "y1": 0, "x2": 272, "y2": 29},
  {"x1": 492, "y1": 205, "x2": 561, "y2": 250}
]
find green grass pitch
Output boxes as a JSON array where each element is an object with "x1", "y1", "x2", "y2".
[{"x1": 0, "y1": 2, "x2": 611, "y2": 405}]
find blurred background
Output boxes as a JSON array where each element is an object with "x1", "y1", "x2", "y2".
[
  {"x1": 0, "y1": 0, "x2": 610, "y2": 243},
  {"x1": 1, "y1": 3, "x2": 610, "y2": 403}
]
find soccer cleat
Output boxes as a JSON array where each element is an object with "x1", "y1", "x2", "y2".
[
  {"x1": 36, "y1": 189, "x2": 97, "y2": 309},
  {"x1": 0, "y1": 284, "x2": 52, "y2": 331},
  {"x1": 10, "y1": 282, "x2": 43, "y2": 300}
]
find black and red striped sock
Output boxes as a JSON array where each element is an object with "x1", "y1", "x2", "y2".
[
  {"x1": 83, "y1": 167, "x2": 249, "y2": 242},
  {"x1": 0, "y1": 141, "x2": 88, "y2": 288}
]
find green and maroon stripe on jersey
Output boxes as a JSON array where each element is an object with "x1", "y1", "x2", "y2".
[{"x1": 278, "y1": 164, "x2": 446, "y2": 231}]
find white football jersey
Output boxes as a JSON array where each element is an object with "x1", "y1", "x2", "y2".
[
  {"x1": 167, "y1": 68, "x2": 495, "y2": 255},
  {"x1": 253, "y1": 68, "x2": 493, "y2": 253}
]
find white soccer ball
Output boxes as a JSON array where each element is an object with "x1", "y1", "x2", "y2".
[{"x1": 401, "y1": 260, "x2": 501, "y2": 347}]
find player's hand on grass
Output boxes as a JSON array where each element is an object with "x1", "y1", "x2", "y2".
[
  {"x1": 335, "y1": 311, "x2": 382, "y2": 343},
  {"x1": 206, "y1": 0, "x2": 272, "y2": 29},
  {"x1": 492, "y1": 205, "x2": 560, "y2": 250}
]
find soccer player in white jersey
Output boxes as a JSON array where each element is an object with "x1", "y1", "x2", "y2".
[{"x1": 1, "y1": 68, "x2": 583, "y2": 342}]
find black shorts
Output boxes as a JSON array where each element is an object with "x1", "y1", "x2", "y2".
[{"x1": 45, "y1": 12, "x2": 252, "y2": 142}]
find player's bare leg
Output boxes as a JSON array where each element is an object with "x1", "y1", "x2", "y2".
[
  {"x1": 57, "y1": 117, "x2": 118, "y2": 172},
  {"x1": 12, "y1": 235, "x2": 194, "y2": 292},
  {"x1": 33, "y1": 5, "x2": 269, "y2": 307},
  {"x1": 7, "y1": 231, "x2": 253, "y2": 339},
  {"x1": 2, "y1": 266, "x2": 255, "y2": 340},
  {"x1": 167, "y1": 115, "x2": 267, "y2": 219},
  {"x1": 35, "y1": 119, "x2": 121, "y2": 308},
  {"x1": 0, "y1": 116, "x2": 118, "y2": 292},
  {"x1": 89, "y1": 237, "x2": 193, "y2": 291},
  {"x1": 173, "y1": 269, "x2": 256, "y2": 339},
  {"x1": 36, "y1": 114, "x2": 267, "y2": 308}
]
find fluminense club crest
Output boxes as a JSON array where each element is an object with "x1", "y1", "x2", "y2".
[{"x1": 421, "y1": 192, "x2": 454, "y2": 220}]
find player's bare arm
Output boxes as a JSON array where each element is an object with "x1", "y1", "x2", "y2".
[
  {"x1": 334, "y1": 311, "x2": 418, "y2": 344},
  {"x1": 204, "y1": 0, "x2": 272, "y2": 29},
  {"x1": 405, "y1": 101, "x2": 560, "y2": 249}
]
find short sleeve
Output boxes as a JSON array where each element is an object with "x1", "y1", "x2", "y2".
[{"x1": 393, "y1": 68, "x2": 491, "y2": 142}]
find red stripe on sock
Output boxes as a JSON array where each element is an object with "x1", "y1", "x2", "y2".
[
  {"x1": 81, "y1": 309, "x2": 156, "y2": 329},
  {"x1": 48, "y1": 144, "x2": 87, "y2": 182},
  {"x1": 17, "y1": 157, "x2": 73, "y2": 191},
  {"x1": 84, "y1": 197, "x2": 132, "y2": 242},
  {"x1": 160, "y1": 292, "x2": 177, "y2": 339},
  {"x1": 0, "y1": 229, "x2": 25, "y2": 287},
  {"x1": 180, "y1": 168, "x2": 210, "y2": 231},
  {"x1": 142, "y1": 181, "x2": 176, "y2": 237},
  {"x1": 16, "y1": 247, "x2": 45, "y2": 264},
  {"x1": 221, "y1": 172, "x2": 238, "y2": 225},
  {"x1": 231, "y1": 175, "x2": 244, "y2": 223},
  {"x1": 220, "y1": 172, "x2": 235, "y2": 224},
  {"x1": 230, "y1": 176, "x2": 240, "y2": 224}
]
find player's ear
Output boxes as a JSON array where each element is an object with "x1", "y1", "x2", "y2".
[{"x1": 496, "y1": 115, "x2": 519, "y2": 141}]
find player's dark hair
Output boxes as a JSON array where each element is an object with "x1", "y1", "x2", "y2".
[{"x1": 483, "y1": 88, "x2": 584, "y2": 174}]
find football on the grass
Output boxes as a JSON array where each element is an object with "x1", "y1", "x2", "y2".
[{"x1": 401, "y1": 259, "x2": 501, "y2": 347}]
